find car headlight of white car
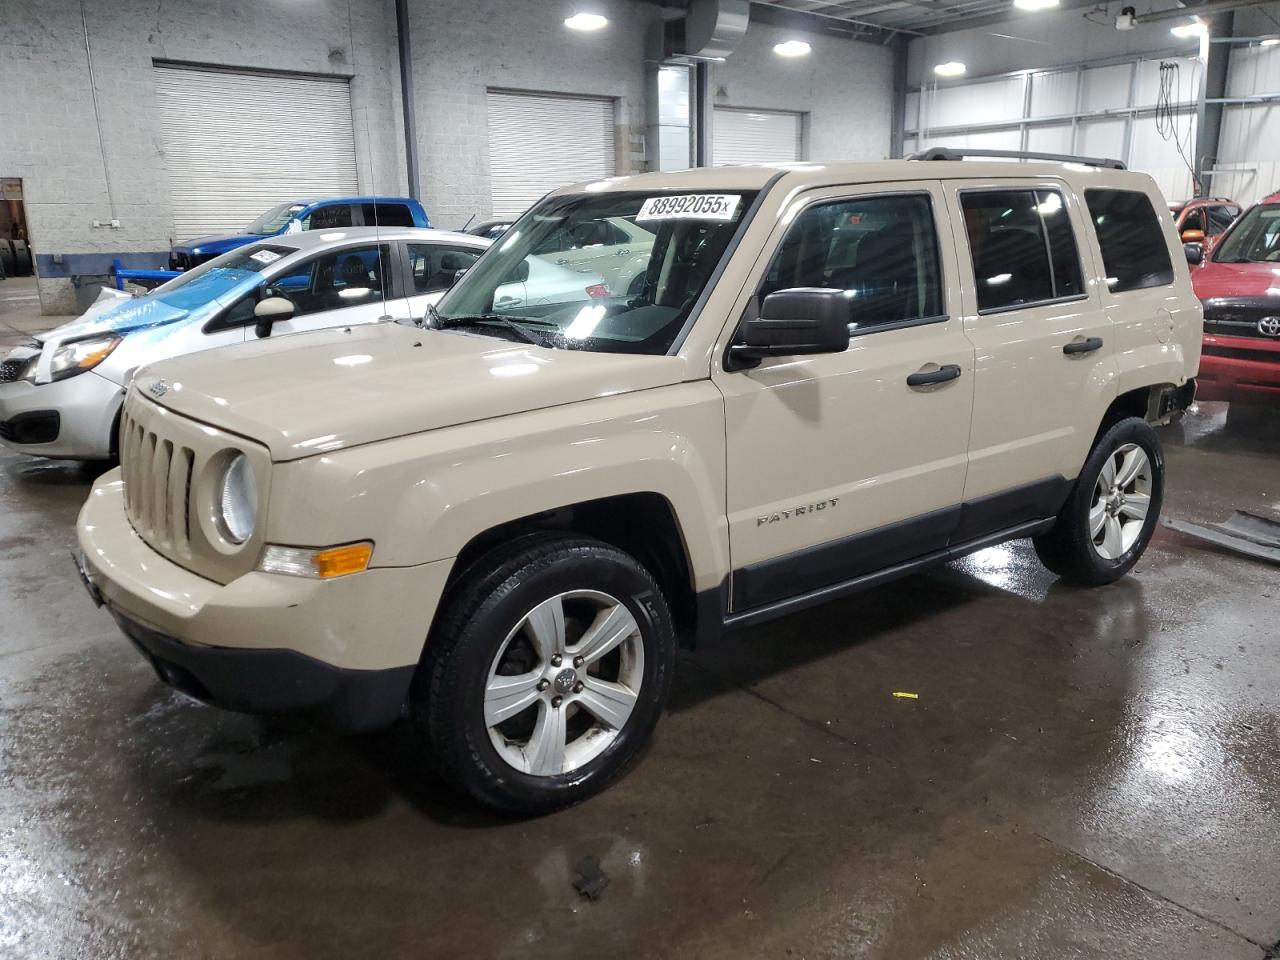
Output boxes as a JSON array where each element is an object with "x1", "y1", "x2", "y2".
[
  {"x1": 216, "y1": 452, "x2": 258, "y2": 544},
  {"x1": 46, "y1": 333, "x2": 122, "y2": 382}
]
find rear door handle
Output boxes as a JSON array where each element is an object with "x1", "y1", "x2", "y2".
[
  {"x1": 906, "y1": 364, "x2": 962, "y2": 387},
  {"x1": 1063, "y1": 336, "x2": 1104, "y2": 355}
]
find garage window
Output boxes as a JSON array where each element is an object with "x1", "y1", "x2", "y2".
[
  {"x1": 961, "y1": 189, "x2": 1084, "y2": 312},
  {"x1": 1085, "y1": 189, "x2": 1174, "y2": 293}
]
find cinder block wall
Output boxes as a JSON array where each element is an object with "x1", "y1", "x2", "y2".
[
  {"x1": 714, "y1": 22, "x2": 895, "y2": 162},
  {"x1": 406, "y1": 0, "x2": 662, "y2": 230},
  {"x1": 0, "y1": 0, "x2": 404, "y2": 313}
]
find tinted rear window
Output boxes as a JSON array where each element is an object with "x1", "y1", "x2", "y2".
[
  {"x1": 363, "y1": 203, "x2": 415, "y2": 227},
  {"x1": 1085, "y1": 189, "x2": 1174, "y2": 293}
]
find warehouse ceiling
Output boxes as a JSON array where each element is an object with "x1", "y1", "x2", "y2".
[{"x1": 752, "y1": 0, "x2": 1089, "y2": 35}]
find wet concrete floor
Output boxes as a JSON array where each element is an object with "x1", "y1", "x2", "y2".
[{"x1": 2, "y1": 283, "x2": 1279, "y2": 958}]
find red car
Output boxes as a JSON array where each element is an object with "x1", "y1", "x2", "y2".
[{"x1": 1190, "y1": 191, "x2": 1280, "y2": 406}]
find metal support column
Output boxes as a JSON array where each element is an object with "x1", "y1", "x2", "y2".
[
  {"x1": 890, "y1": 35, "x2": 910, "y2": 158},
  {"x1": 1195, "y1": 12, "x2": 1234, "y2": 196},
  {"x1": 395, "y1": 0, "x2": 421, "y2": 201},
  {"x1": 694, "y1": 62, "x2": 712, "y2": 167},
  {"x1": 1121, "y1": 60, "x2": 1140, "y2": 168}
]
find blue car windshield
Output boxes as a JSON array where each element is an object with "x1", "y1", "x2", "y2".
[
  {"x1": 148, "y1": 244, "x2": 295, "y2": 308},
  {"x1": 245, "y1": 202, "x2": 307, "y2": 235}
]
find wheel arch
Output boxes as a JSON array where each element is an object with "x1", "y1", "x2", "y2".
[{"x1": 443, "y1": 492, "x2": 701, "y2": 648}]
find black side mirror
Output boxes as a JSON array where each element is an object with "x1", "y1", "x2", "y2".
[
  {"x1": 1184, "y1": 242, "x2": 1204, "y2": 266},
  {"x1": 727, "y1": 288, "x2": 851, "y2": 369},
  {"x1": 253, "y1": 296, "x2": 295, "y2": 338}
]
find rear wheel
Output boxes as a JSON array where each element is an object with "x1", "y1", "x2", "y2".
[
  {"x1": 414, "y1": 534, "x2": 676, "y2": 815},
  {"x1": 1033, "y1": 417, "x2": 1164, "y2": 585}
]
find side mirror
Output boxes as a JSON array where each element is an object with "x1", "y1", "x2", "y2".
[
  {"x1": 1184, "y1": 242, "x2": 1204, "y2": 266},
  {"x1": 503, "y1": 260, "x2": 530, "y2": 284},
  {"x1": 728, "y1": 288, "x2": 851, "y2": 369},
  {"x1": 1180, "y1": 228, "x2": 1206, "y2": 244},
  {"x1": 253, "y1": 296, "x2": 295, "y2": 338}
]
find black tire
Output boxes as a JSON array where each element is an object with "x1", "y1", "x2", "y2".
[
  {"x1": 1033, "y1": 417, "x2": 1164, "y2": 586},
  {"x1": 0, "y1": 239, "x2": 14, "y2": 277},
  {"x1": 414, "y1": 533, "x2": 676, "y2": 815}
]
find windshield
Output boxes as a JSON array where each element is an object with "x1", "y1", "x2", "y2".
[
  {"x1": 245, "y1": 202, "x2": 307, "y2": 235},
  {"x1": 1213, "y1": 204, "x2": 1280, "y2": 263},
  {"x1": 435, "y1": 190, "x2": 756, "y2": 354},
  {"x1": 148, "y1": 244, "x2": 296, "y2": 308}
]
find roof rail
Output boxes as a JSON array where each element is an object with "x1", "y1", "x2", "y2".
[{"x1": 908, "y1": 147, "x2": 1126, "y2": 171}]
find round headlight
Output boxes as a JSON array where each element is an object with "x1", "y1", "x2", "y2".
[{"x1": 217, "y1": 453, "x2": 257, "y2": 544}]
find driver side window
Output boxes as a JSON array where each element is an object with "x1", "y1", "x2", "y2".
[
  {"x1": 265, "y1": 244, "x2": 393, "y2": 318},
  {"x1": 759, "y1": 193, "x2": 944, "y2": 332}
]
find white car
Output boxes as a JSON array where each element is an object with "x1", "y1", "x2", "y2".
[
  {"x1": 0, "y1": 227, "x2": 494, "y2": 461},
  {"x1": 531, "y1": 216, "x2": 655, "y2": 295}
]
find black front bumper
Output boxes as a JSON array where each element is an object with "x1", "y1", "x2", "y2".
[{"x1": 113, "y1": 612, "x2": 415, "y2": 733}]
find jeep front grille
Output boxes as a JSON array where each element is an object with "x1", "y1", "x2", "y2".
[{"x1": 120, "y1": 409, "x2": 195, "y2": 559}]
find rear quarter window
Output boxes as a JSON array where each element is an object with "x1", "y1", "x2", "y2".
[{"x1": 1085, "y1": 189, "x2": 1174, "y2": 293}]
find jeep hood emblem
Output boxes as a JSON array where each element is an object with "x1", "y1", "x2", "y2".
[{"x1": 147, "y1": 378, "x2": 169, "y2": 398}]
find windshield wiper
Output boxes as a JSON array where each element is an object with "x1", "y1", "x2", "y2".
[{"x1": 433, "y1": 313, "x2": 557, "y2": 348}]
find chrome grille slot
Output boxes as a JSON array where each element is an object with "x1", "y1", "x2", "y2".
[{"x1": 120, "y1": 411, "x2": 192, "y2": 553}]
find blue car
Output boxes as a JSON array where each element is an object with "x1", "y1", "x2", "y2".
[{"x1": 168, "y1": 196, "x2": 431, "y2": 270}]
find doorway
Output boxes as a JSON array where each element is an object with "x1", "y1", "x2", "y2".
[{"x1": 0, "y1": 178, "x2": 33, "y2": 282}]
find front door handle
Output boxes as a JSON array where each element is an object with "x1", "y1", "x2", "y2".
[
  {"x1": 906, "y1": 364, "x2": 962, "y2": 387},
  {"x1": 1063, "y1": 336, "x2": 1104, "y2": 355}
]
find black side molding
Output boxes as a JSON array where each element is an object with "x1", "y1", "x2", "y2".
[{"x1": 723, "y1": 516, "x2": 1055, "y2": 634}]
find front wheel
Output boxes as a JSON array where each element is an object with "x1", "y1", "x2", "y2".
[
  {"x1": 414, "y1": 534, "x2": 676, "y2": 815},
  {"x1": 1033, "y1": 417, "x2": 1164, "y2": 585}
]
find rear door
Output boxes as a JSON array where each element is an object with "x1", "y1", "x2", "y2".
[
  {"x1": 945, "y1": 179, "x2": 1112, "y2": 527},
  {"x1": 1083, "y1": 186, "x2": 1190, "y2": 403},
  {"x1": 398, "y1": 241, "x2": 487, "y2": 320}
]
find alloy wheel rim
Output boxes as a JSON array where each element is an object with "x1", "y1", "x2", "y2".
[
  {"x1": 484, "y1": 590, "x2": 644, "y2": 777},
  {"x1": 1089, "y1": 442, "x2": 1153, "y2": 561}
]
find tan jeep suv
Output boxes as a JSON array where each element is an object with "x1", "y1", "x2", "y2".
[{"x1": 77, "y1": 152, "x2": 1201, "y2": 814}]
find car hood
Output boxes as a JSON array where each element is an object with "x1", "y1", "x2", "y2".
[
  {"x1": 134, "y1": 323, "x2": 687, "y2": 461},
  {"x1": 172, "y1": 234, "x2": 264, "y2": 255},
  {"x1": 1192, "y1": 260, "x2": 1280, "y2": 300}
]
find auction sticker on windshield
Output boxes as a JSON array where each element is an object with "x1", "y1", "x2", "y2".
[
  {"x1": 250, "y1": 249, "x2": 282, "y2": 265},
  {"x1": 637, "y1": 194, "x2": 742, "y2": 222}
]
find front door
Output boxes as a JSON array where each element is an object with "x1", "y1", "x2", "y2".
[{"x1": 714, "y1": 182, "x2": 976, "y2": 612}]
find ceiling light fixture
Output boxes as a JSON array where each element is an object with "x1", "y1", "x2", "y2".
[
  {"x1": 1170, "y1": 17, "x2": 1207, "y2": 38},
  {"x1": 773, "y1": 40, "x2": 812, "y2": 57},
  {"x1": 1013, "y1": 0, "x2": 1060, "y2": 10},
  {"x1": 1261, "y1": 37, "x2": 1280, "y2": 47},
  {"x1": 933, "y1": 61, "x2": 967, "y2": 77},
  {"x1": 564, "y1": 12, "x2": 608, "y2": 31}
]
